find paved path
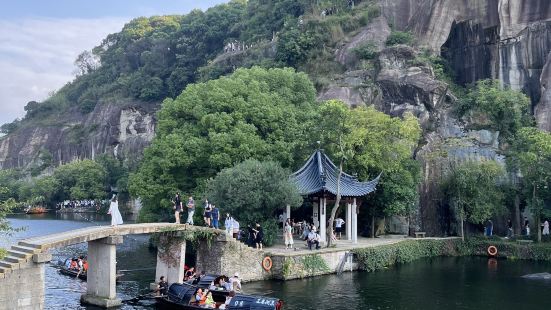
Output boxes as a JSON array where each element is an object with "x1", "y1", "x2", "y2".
[{"x1": 266, "y1": 235, "x2": 409, "y2": 256}]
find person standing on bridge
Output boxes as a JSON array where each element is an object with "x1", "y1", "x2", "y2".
[
  {"x1": 108, "y1": 194, "x2": 123, "y2": 227},
  {"x1": 186, "y1": 196, "x2": 195, "y2": 225},
  {"x1": 174, "y1": 192, "x2": 183, "y2": 224}
]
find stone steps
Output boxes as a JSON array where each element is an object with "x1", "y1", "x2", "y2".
[
  {"x1": 7, "y1": 249, "x2": 33, "y2": 259},
  {"x1": 4, "y1": 255, "x2": 27, "y2": 264},
  {"x1": 12, "y1": 245, "x2": 41, "y2": 254}
]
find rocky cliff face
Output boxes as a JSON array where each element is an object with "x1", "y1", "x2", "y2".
[
  {"x1": 0, "y1": 101, "x2": 156, "y2": 169},
  {"x1": 316, "y1": 0, "x2": 550, "y2": 235}
]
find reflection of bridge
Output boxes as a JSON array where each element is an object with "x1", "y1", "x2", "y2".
[{"x1": 0, "y1": 223, "x2": 230, "y2": 309}]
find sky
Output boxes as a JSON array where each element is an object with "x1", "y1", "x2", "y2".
[{"x1": 0, "y1": 0, "x2": 228, "y2": 126}]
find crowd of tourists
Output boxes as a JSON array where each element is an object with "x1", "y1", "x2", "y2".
[
  {"x1": 171, "y1": 192, "x2": 267, "y2": 249},
  {"x1": 57, "y1": 199, "x2": 102, "y2": 210}
]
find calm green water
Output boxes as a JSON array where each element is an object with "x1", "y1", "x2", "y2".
[{"x1": 5, "y1": 214, "x2": 551, "y2": 310}]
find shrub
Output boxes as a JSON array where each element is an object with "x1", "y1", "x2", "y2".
[
  {"x1": 0, "y1": 248, "x2": 6, "y2": 259},
  {"x1": 353, "y1": 238, "x2": 551, "y2": 273},
  {"x1": 386, "y1": 31, "x2": 414, "y2": 46},
  {"x1": 353, "y1": 42, "x2": 377, "y2": 60}
]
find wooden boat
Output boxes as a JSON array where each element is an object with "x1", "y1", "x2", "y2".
[
  {"x1": 25, "y1": 206, "x2": 47, "y2": 214},
  {"x1": 59, "y1": 266, "x2": 124, "y2": 282},
  {"x1": 158, "y1": 279, "x2": 283, "y2": 310}
]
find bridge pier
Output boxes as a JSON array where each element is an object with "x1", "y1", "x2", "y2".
[
  {"x1": 154, "y1": 236, "x2": 186, "y2": 285},
  {"x1": 81, "y1": 235, "x2": 123, "y2": 308}
]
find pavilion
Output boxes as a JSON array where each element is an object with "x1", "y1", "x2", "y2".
[{"x1": 289, "y1": 149, "x2": 380, "y2": 244}]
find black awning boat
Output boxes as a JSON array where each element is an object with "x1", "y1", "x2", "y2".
[{"x1": 158, "y1": 282, "x2": 283, "y2": 310}]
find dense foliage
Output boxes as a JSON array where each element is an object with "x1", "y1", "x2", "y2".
[
  {"x1": 206, "y1": 159, "x2": 302, "y2": 246},
  {"x1": 129, "y1": 67, "x2": 318, "y2": 221},
  {"x1": 0, "y1": 155, "x2": 128, "y2": 208},
  {"x1": 386, "y1": 31, "x2": 414, "y2": 46},
  {"x1": 456, "y1": 80, "x2": 532, "y2": 140},
  {"x1": 316, "y1": 100, "x2": 422, "y2": 219},
  {"x1": 441, "y1": 160, "x2": 506, "y2": 238},
  {"x1": 0, "y1": 186, "x2": 17, "y2": 236},
  {"x1": 508, "y1": 127, "x2": 551, "y2": 241}
]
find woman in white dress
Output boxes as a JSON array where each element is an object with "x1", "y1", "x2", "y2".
[
  {"x1": 108, "y1": 195, "x2": 123, "y2": 227},
  {"x1": 543, "y1": 220, "x2": 550, "y2": 236},
  {"x1": 284, "y1": 219, "x2": 294, "y2": 249}
]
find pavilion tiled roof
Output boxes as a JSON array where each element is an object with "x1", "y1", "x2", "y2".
[{"x1": 290, "y1": 150, "x2": 380, "y2": 197}]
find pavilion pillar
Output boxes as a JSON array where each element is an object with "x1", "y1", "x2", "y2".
[
  {"x1": 346, "y1": 202, "x2": 352, "y2": 241},
  {"x1": 286, "y1": 204, "x2": 291, "y2": 221},
  {"x1": 313, "y1": 201, "x2": 319, "y2": 228},
  {"x1": 320, "y1": 197, "x2": 327, "y2": 244},
  {"x1": 81, "y1": 235, "x2": 123, "y2": 308},
  {"x1": 352, "y1": 198, "x2": 358, "y2": 244}
]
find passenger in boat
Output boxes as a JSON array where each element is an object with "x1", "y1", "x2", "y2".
[
  {"x1": 202, "y1": 290, "x2": 215, "y2": 307},
  {"x1": 155, "y1": 276, "x2": 168, "y2": 296},
  {"x1": 193, "y1": 270, "x2": 206, "y2": 284},
  {"x1": 219, "y1": 290, "x2": 236, "y2": 309},
  {"x1": 229, "y1": 273, "x2": 242, "y2": 292},
  {"x1": 193, "y1": 288, "x2": 205, "y2": 305},
  {"x1": 184, "y1": 267, "x2": 195, "y2": 281},
  {"x1": 76, "y1": 256, "x2": 85, "y2": 278},
  {"x1": 83, "y1": 259, "x2": 89, "y2": 272},
  {"x1": 221, "y1": 276, "x2": 232, "y2": 291},
  {"x1": 70, "y1": 258, "x2": 78, "y2": 270}
]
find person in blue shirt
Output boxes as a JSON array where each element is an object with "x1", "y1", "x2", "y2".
[{"x1": 211, "y1": 205, "x2": 220, "y2": 229}]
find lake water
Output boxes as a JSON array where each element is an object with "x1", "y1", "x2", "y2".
[{"x1": 4, "y1": 213, "x2": 551, "y2": 309}]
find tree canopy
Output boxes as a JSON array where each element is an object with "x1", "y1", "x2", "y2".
[
  {"x1": 441, "y1": 160, "x2": 506, "y2": 239},
  {"x1": 508, "y1": 127, "x2": 551, "y2": 241},
  {"x1": 206, "y1": 159, "x2": 302, "y2": 245},
  {"x1": 316, "y1": 100, "x2": 422, "y2": 218},
  {"x1": 457, "y1": 80, "x2": 532, "y2": 140},
  {"x1": 129, "y1": 66, "x2": 318, "y2": 221}
]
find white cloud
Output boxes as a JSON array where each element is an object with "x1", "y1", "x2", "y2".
[{"x1": 0, "y1": 17, "x2": 127, "y2": 126}]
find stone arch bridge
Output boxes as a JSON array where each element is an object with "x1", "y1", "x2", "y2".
[{"x1": 0, "y1": 223, "x2": 268, "y2": 309}]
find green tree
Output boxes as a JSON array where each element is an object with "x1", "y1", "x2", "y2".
[
  {"x1": 508, "y1": 127, "x2": 551, "y2": 242},
  {"x1": 130, "y1": 66, "x2": 318, "y2": 221},
  {"x1": 457, "y1": 80, "x2": 532, "y2": 140},
  {"x1": 316, "y1": 100, "x2": 422, "y2": 240},
  {"x1": 31, "y1": 176, "x2": 61, "y2": 206},
  {"x1": 0, "y1": 187, "x2": 17, "y2": 236},
  {"x1": 441, "y1": 160, "x2": 506, "y2": 240},
  {"x1": 206, "y1": 159, "x2": 302, "y2": 246},
  {"x1": 54, "y1": 160, "x2": 108, "y2": 200}
]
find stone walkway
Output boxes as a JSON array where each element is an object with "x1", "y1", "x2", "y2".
[{"x1": 265, "y1": 234, "x2": 410, "y2": 256}]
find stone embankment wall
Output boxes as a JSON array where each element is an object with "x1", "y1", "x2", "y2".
[
  {"x1": 197, "y1": 237, "x2": 551, "y2": 283},
  {"x1": 0, "y1": 259, "x2": 46, "y2": 310}
]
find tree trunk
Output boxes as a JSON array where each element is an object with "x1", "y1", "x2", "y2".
[
  {"x1": 514, "y1": 194, "x2": 521, "y2": 236},
  {"x1": 460, "y1": 213, "x2": 465, "y2": 242},
  {"x1": 327, "y1": 161, "x2": 343, "y2": 247},
  {"x1": 533, "y1": 184, "x2": 541, "y2": 242},
  {"x1": 371, "y1": 215, "x2": 375, "y2": 238}
]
